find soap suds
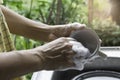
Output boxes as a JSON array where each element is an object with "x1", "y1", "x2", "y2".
[{"x1": 56, "y1": 41, "x2": 92, "y2": 71}]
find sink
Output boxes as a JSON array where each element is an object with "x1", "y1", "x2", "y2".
[{"x1": 31, "y1": 47, "x2": 120, "y2": 80}]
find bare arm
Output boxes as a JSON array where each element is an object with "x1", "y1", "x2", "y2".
[
  {"x1": 0, "y1": 49, "x2": 43, "y2": 80},
  {"x1": 0, "y1": 5, "x2": 85, "y2": 42},
  {"x1": 0, "y1": 5, "x2": 52, "y2": 41},
  {"x1": 0, "y1": 37, "x2": 75, "y2": 80}
]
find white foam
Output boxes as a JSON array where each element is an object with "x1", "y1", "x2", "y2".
[
  {"x1": 69, "y1": 41, "x2": 91, "y2": 70},
  {"x1": 56, "y1": 41, "x2": 92, "y2": 71},
  {"x1": 70, "y1": 41, "x2": 91, "y2": 58}
]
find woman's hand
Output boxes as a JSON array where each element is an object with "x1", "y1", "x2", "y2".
[
  {"x1": 34, "y1": 37, "x2": 76, "y2": 70},
  {"x1": 49, "y1": 22, "x2": 86, "y2": 41}
]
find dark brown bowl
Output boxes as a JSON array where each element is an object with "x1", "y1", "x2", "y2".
[{"x1": 70, "y1": 28, "x2": 100, "y2": 58}]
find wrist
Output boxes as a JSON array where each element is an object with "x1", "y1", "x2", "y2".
[
  {"x1": 31, "y1": 47, "x2": 46, "y2": 70},
  {"x1": 0, "y1": 49, "x2": 45, "y2": 78},
  {"x1": 14, "y1": 49, "x2": 45, "y2": 71},
  {"x1": 49, "y1": 24, "x2": 68, "y2": 38}
]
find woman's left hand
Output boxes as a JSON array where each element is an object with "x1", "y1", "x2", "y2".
[{"x1": 49, "y1": 22, "x2": 86, "y2": 41}]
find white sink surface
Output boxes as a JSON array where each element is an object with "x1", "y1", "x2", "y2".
[{"x1": 100, "y1": 47, "x2": 120, "y2": 57}]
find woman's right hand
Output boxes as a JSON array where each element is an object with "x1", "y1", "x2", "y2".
[{"x1": 34, "y1": 37, "x2": 76, "y2": 70}]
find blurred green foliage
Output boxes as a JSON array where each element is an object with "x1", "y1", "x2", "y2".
[
  {"x1": 3, "y1": 0, "x2": 120, "y2": 80},
  {"x1": 92, "y1": 19, "x2": 120, "y2": 46}
]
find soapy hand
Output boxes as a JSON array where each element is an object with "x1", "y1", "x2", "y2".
[
  {"x1": 69, "y1": 41, "x2": 91, "y2": 70},
  {"x1": 34, "y1": 37, "x2": 76, "y2": 70},
  {"x1": 56, "y1": 40, "x2": 91, "y2": 71},
  {"x1": 49, "y1": 22, "x2": 86, "y2": 41},
  {"x1": 70, "y1": 41, "x2": 91, "y2": 58},
  {"x1": 34, "y1": 37, "x2": 93, "y2": 71}
]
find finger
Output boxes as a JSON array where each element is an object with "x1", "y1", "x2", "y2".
[
  {"x1": 60, "y1": 60, "x2": 75, "y2": 68},
  {"x1": 64, "y1": 42, "x2": 72, "y2": 49},
  {"x1": 99, "y1": 39, "x2": 102, "y2": 43},
  {"x1": 65, "y1": 23, "x2": 86, "y2": 33},
  {"x1": 71, "y1": 22, "x2": 86, "y2": 29},
  {"x1": 50, "y1": 43, "x2": 72, "y2": 56},
  {"x1": 61, "y1": 50, "x2": 76, "y2": 58},
  {"x1": 66, "y1": 37, "x2": 76, "y2": 41},
  {"x1": 66, "y1": 59, "x2": 76, "y2": 67}
]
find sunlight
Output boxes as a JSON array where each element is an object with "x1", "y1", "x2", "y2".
[
  {"x1": 96, "y1": 0, "x2": 111, "y2": 10},
  {"x1": 93, "y1": 0, "x2": 111, "y2": 20}
]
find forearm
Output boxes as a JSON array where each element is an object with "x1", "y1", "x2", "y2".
[
  {"x1": 0, "y1": 5, "x2": 51, "y2": 41},
  {"x1": 0, "y1": 49, "x2": 43, "y2": 79}
]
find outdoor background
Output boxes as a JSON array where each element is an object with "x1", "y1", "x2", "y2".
[{"x1": 3, "y1": 0, "x2": 120, "y2": 80}]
